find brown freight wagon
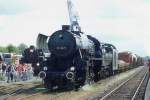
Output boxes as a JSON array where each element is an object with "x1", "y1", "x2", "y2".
[
  {"x1": 118, "y1": 52, "x2": 133, "y2": 64},
  {"x1": 118, "y1": 51, "x2": 137, "y2": 68}
]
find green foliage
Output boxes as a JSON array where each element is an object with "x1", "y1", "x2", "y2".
[
  {"x1": 6, "y1": 44, "x2": 18, "y2": 53},
  {"x1": 18, "y1": 43, "x2": 28, "y2": 54},
  {"x1": 0, "y1": 43, "x2": 28, "y2": 54},
  {"x1": 0, "y1": 46, "x2": 8, "y2": 52}
]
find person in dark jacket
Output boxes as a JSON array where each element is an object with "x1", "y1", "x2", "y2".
[
  {"x1": 6, "y1": 64, "x2": 14, "y2": 83},
  {"x1": 2, "y1": 63, "x2": 6, "y2": 76}
]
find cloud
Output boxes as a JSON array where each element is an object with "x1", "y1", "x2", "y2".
[
  {"x1": 0, "y1": 0, "x2": 150, "y2": 56},
  {"x1": 0, "y1": 0, "x2": 70, "y2": 46},
  {"x1": 0, "y1": 0, "x2": 30, "y2": 15}
]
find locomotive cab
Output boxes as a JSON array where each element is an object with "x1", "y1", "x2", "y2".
[{"x1": 101, "y1": 43, "x2": 118, "y2": 74}]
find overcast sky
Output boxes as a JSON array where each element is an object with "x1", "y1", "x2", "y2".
[{"x1": 0, "y1": 0, "x2": 150, "y2": 56}]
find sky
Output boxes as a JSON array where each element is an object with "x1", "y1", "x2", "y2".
[{"x1": 0, "y1": 0, "x2": 150, "y2": 56}]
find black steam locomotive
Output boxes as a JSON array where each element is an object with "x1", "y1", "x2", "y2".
[
  {"x1": 21, "y1": 45, "x2": 44, "y2": 76},
  {"x1": 37, "y1": 25, "x2": 118, "y2": 90}
]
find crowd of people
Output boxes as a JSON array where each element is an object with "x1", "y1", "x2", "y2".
[{"x1": 0, "y1": 63, "x2": 34, "y2": 83}]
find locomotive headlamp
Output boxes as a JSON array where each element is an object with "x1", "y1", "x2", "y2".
[
  {"x1": 36, "y1": 63, "x2": 40, "y2": 66},
  {"x1": 70, "y1": 66, "x2": 75, "y2": 71},
  {"x1": 30, "y1": 49, "x2": 34, "y2": 53},
  {"x1": 43, "y1": 66, "x2": 48, "y2": 71}
]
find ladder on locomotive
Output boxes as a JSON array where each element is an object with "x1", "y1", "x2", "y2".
[{"x1": 85, "y1": 49, "x2": 95, "y2": 85}]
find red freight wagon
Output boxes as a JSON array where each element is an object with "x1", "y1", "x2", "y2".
[{"x1": 118, "y1": 52, "x2": 133, "y2": 64}]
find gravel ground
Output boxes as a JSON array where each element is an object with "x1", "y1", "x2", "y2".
[{"x1": 12, "y1": 66, "x2": 146, "y2": 100}]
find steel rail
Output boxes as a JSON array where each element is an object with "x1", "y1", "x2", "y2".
[
  {"x1": 131, "y1": 71, "x2": 148, "y2": 100},
  {"x1": 100, "y1": 69, "x2": 147, "y2": 100}
]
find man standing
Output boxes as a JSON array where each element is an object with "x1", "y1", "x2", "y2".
[
  {"x1": 6, "y1": 64, "x2": 14, "y2": 83},
  {"x1": 2, "y1": 63, "x2": 6, "y2": 79}
]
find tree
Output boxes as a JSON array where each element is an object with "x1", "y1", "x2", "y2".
[
  {"x1": 18, "y1": 43, "x2": 28, "y2": 54},
  {"x1": 6, "y1": 44, "x2": 18, "y2": 53},
  {"x1": 0, "y1": 46, "x2": 8, "y2": 52}
]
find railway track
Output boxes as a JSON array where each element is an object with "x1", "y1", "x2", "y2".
[
  {"x1": 3, "y1": 85, "x2": 73, "y2": 100},
  {"x1": 0, "y1": 84, "x2": 25, "y2": 94},
  {"x1": 0, "y1": 84, "x2": 25, "y2": 100},
  {"x1": 0, "y1": 80, "x2": 74, "y2": 100},
  {"x1": 100, "y1": 68, "x2": 148, "y2": 100},
  {"x1": 15, "y1": 88, "x2": 74, "y2": 100},
  {"x1": 0, "y1": 82, "x2": 42, "y2": 100},
  {"x1": 15, "y1": 89, "x2": 49, "y2": 100}
]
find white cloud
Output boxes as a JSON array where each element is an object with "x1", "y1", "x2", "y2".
[
  {"x1": 0, "y1": 0, "x2": 70, "y2": 46},
  {"x1": 76, "y1": 0, "x2": 150, "y2": 56},
  {"x1": 0, "y1": 0, "x2": 150, "y2": 56}
]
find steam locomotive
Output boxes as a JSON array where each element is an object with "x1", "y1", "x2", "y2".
[
  {"x1": 21, "y1": 45, "x2": 44, "y2": 76},
  {"x1": 37, "y1": 25, "x2": 118, "y2": 90}
]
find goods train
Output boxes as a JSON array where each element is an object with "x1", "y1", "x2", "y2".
[
  {"x1": 35, "y1": 0, "x2": 144, "y2": 90},
  {"x1": 37, "y1": 30, "x2": 144, "y2": 90},
  {"x1": 21, "y1": 45, "x2": 44, "y2": 76}
]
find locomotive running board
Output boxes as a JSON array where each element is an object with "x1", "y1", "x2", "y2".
[{"x1": 36, "y1": 33, "x2": 49, "y2": 53}]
